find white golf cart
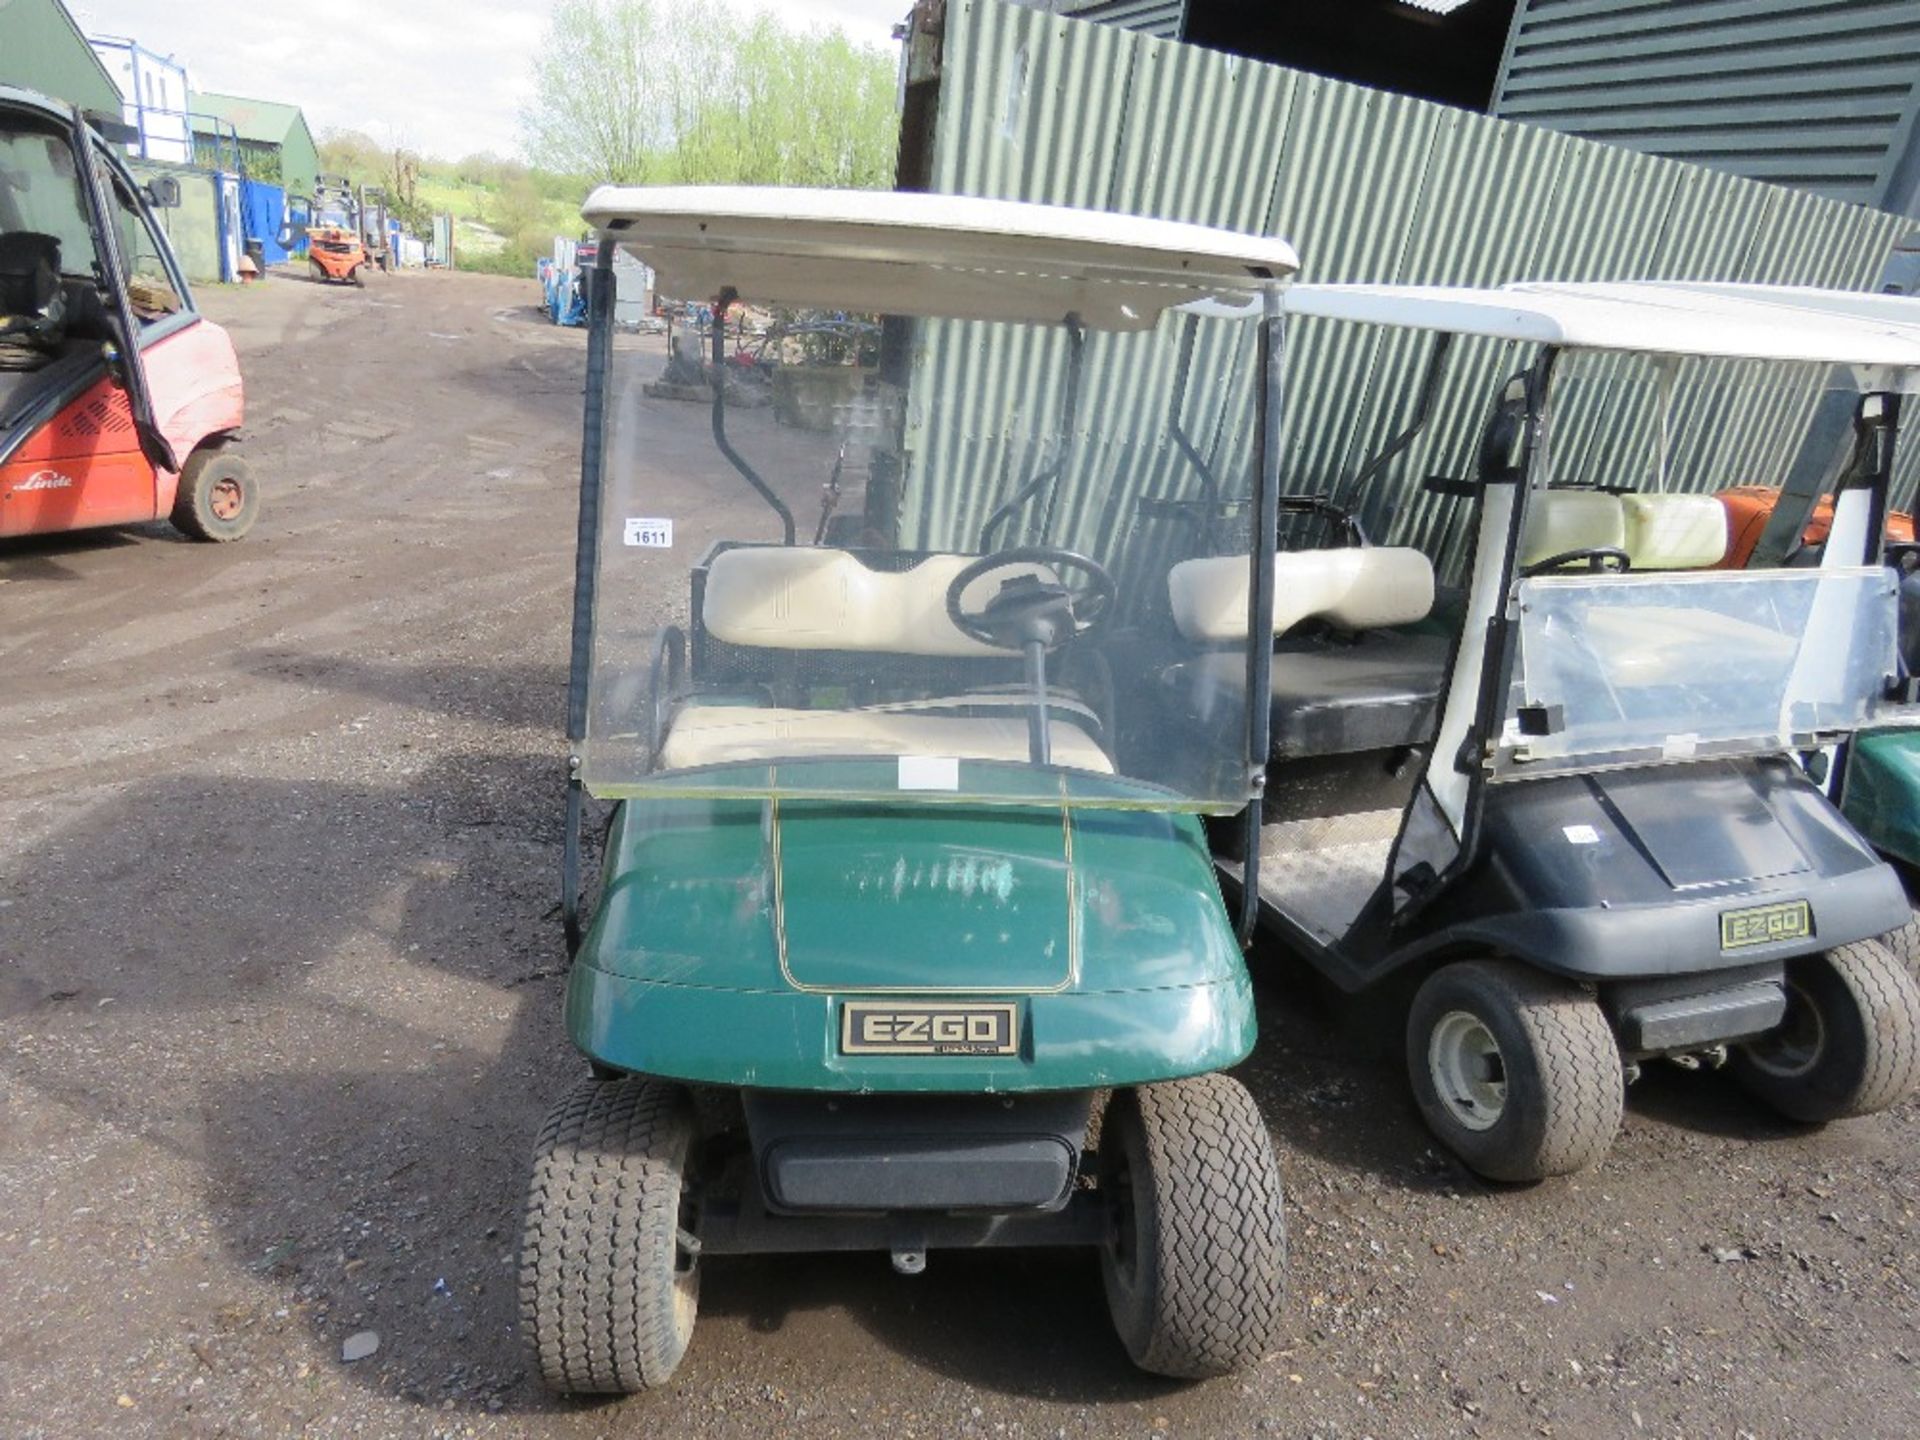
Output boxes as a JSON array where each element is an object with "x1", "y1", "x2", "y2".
[{"x1": 1172, "y1": 281, "x2": 1920, "y2": 1181}]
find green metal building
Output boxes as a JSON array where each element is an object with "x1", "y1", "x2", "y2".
[
  {"x1": 902, "y1": 0, "x2": 1920, "y2": 580},
  {"x1": 0, "y1": 0, "x2": 123, "y2": 115},
  {"x1": 1036, "y1": 0, "x2": 1920, "y2": 219},
  {"x1": 189, "y1": 90, "x2": 319, "y2": 198},
  {"x1": 1490, "y1": 0, "x2": 1920, "y2": 218}
]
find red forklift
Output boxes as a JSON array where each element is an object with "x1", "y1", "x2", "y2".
[{"x1": 0, "y1": 86, "x2": 256, "y2": 542}]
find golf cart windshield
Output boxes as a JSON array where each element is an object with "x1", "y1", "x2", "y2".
[
  {"x1": 576, "y1": 187, "x2": 1295, "y2": 811},
  {"x1": 1495, "y1": 350, "x2": 1904, "y2": 775}
]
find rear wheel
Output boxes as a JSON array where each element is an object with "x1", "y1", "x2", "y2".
[
  {"x1": 519, "y1": 1076, "x2": 700, "y2": 1394},
  {"x1": 308, "y1": 257, "x2": 324, "y2": 283},
  {"x1": 1731, "y1": 942, "x2": 1920, "y2": 1122},
  {"x1": 1098, "y1": 1075, "x2": 1286, "y2": 1378},
  {"x1": 1881, "y1": 906, "x2": 1920, "y2": 982},
  {"x1": 350, "y1": 265, "x2": 365, "y2": 287},
  {"x1": 169, "y1": 448, "x2": 258, "y2": 542},
  {"x1": 1408, "y1": 959, "x2": 1622, "y2": 1182}
]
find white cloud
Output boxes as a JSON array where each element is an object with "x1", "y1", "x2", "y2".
[{"x1": 68, "y1": 0, "x2": 908, "y2": 161}]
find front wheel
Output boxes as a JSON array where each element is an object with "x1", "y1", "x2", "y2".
[
  {"x1": 1099, "y1": 1075, "x2": 1286, "y2": 1378},
  {"x1": 519, "y1": 1076, "x2": 701, "y2": 1393},
  {"x1": 1731, "y1": 942, "x2": 1920, "y2": 1123},
  {"x1": 169, "y1": 448, "x2": 258, "y2": 542},
  {"x1": 1407, "y1": 959, "x2": 1622, "y2": 1183}
]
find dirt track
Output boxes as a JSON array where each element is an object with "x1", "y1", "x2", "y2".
[{"x1": 2, "y1": 270, "x2": 1917, "y2": 1439}]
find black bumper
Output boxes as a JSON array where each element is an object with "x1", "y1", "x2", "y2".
[{"x1": 744, "y1": 1092, "x2": 1092, "y2": 1214}]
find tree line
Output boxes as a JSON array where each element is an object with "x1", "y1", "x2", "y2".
[{"x1": 519, "y1": 0, "x2": 899, "y2": 189}]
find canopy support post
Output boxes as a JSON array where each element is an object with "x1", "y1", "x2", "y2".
[
  {"x1": 711, "y1": 289, "x2": 796, "y2": 545},
  {"x1": 1238, "y1": 284, "x2": 1285, "y2": 949},
  {"x1": 563, "y1": 242, "x2": 618, "y2": 957}
]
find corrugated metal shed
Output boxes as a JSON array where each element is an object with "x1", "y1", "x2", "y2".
[
  {"x1": 0, "y1": 0, "x2": 123, "y2": 115},
  {"x1": 1054, "y1": 0, "x2": 1186, "y2": 39},
  {"x1": 903, "y1": 0, "x2": 1917, "y2": 590},
  {"x1": 1491, "y1": 0, "x2": 1920, "y2": 214}
]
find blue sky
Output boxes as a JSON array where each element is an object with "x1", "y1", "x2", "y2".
[{"x1": 68, "y1": 0, "x2": 909, "y2": 160}]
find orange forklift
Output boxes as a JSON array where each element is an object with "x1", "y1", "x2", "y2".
[
  {"x1": 306, "y1": 173, "x2": 369, "y2": 285},
  {"x1": 1, "y1": 85, "x2": 257, "y2": 541}
]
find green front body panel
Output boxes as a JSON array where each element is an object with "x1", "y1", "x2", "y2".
[
  {"x1": 566, "y1": 779, "x2": 1254, "y2": 1093},
  {"x1": 1845, "y1": 727, "x2": 1920, "y2": 870}
]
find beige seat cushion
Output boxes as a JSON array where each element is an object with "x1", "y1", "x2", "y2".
[
  {"x1": 1167, "y1": 547, "x2": 1435, "y2": 643},
  {"x1": 703, "y1": 546, "x2": 1058, "y2": 658},
  {"x1": 1622, "y1": 493, "x2": 1728, "y2": 569},
  {"x1": 1519, "y1": 490, "x2": 1626, "y2": 570},
  {"x1": 658, "y1": 704, "x2": 1115, "y2": 772}
]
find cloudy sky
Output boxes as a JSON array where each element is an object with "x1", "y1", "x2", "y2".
[{"x1": 68, "y1": 0, "x2": 909, "y2": 160}]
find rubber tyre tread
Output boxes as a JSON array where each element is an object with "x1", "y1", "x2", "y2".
[
  {"x1": 1099, "y1": 1075, "x2": 1286, "y2": 1379},
  {"x1": 169, "y1": 448, "x2": 258, "y2": 542},
  {"x1": 1407, "y1": 959, "x2": 1622, "y2": 1183},
  {"x1": 518, "y1": 1076, "x2": 698, "y2": 1394},
  {"x1": 1881, "y1": 907, "x2": 1920, "y2": 983},
  {"x1": 1731, "y1": 941, "x2": 1920, "y2": 1123}
]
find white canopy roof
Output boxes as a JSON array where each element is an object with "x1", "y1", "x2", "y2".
[
  {"x1": 1281, "y1": 280, "x2": 1920, "y2": 369},
  {"x1": 582, "y1": 185, "x2": 1298, "y2": 331}
]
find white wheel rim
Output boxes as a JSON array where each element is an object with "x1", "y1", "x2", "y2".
[{"x1": 1428, "y1": 1009, "x2": 1507, "y2": 1132}]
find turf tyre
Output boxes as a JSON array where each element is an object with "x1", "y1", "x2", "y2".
[
  {"x1": 518, "y1": 1076, "x2": 700, "y2": 1394},
  {"x1": 1881, "y1": 906, "x2": 1920, "y2": 983},
  {"x1": 1098, "y1": 1075, "x2": 1286, "y2": 1378},
  {"x1": 1730, "y1": 941, "x2": 1920, "y2": 1123},
  {"x1": 1408, "y1": 959, "x2": 1622, "y2": 1183}
]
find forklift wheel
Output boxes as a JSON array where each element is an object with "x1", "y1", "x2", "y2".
[
  {"x1": 351, "y1": 265, "x2": 365, "y2": 287},
  {"x1": 308, "y1": 258, "x2": 325, "y2": 283},
  {"x1": 1098, "y1": 1075, "x2": 1286, "y2": 1378},
  {"x1": 1408, "y1": 960, "x2": 1622, "y2": 1183},
  {"x1": 170, "y1": 449, "x2": 259, "y2": 542},
  {"x1": 1730, "y1": 941, "x2": 1920, "y2": 1124},
  {"x1": 519, "y1": 1076, "x2": 700, "y2": 1393}
]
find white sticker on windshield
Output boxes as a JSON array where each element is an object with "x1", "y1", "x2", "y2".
[
  {"x1": 1662, "y1": 732, "x2": 1700, "y2": 760},
  {"x1": 1563, "y1": 824, "x2": 1601, "y2": 846},
  {"x1": 898, "y1": 756, "x2": 960, "y2": 792},
  {"x1": 623, "y1": 517, "x2": 673, "y2": 548}
]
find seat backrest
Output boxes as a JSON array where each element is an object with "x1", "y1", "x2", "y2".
[
  {"x1": 1168, "y1": 546, "x2": 1436, "y2": 643},
  {"x1": 1621, "y1": 492, "x2": 1728, "y2": 569},
  {"x1": 702, "y1": 546, "x2": 1052, "y2": 657},
  {"x1": 1518, "y1": 490, "x2": 1624, "y2": 570},
  {"x1": 0, "y1": 232, "x2": 61, "y2": 319}
]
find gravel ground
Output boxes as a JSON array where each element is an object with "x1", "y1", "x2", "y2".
[{"x1": 2, "y1": 270, "x2": 1916, "y2": 1439}]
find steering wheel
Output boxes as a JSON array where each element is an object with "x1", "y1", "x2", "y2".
[
  {"x1": 944, "y1": 546, "x2": 1117, "y2": 652},
  {"x1": 1521, "y1": 546, "x2": 1631, "y2": 579},
  {"x1": 944, "y1": 547, "x2": 1117, "y2": 769}
]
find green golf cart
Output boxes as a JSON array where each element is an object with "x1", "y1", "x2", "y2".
[{"x1": 521, "y1": 186, "x2": 1298, "y2": 1390}]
